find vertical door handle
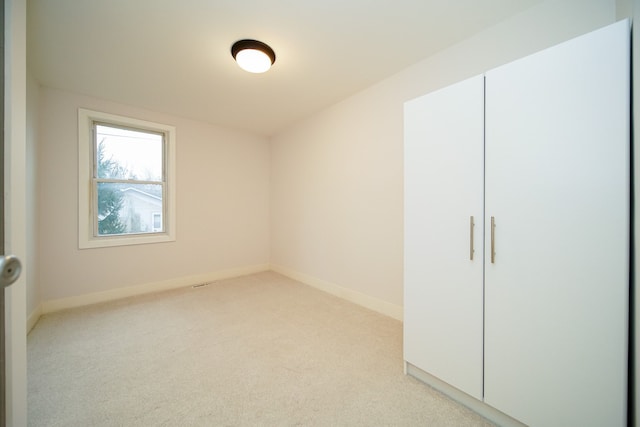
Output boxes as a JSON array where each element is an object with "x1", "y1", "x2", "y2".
[
  {"x1": 491, "y1": 216, "x2": 496, "y2": 264},
  {"x1": 470, "y1": 216, "x2": 474, "y2": 260}
]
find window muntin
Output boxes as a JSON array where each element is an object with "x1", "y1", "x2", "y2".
[{"x1": 78, "y1": 109, "x2": 176, "y2": 249}]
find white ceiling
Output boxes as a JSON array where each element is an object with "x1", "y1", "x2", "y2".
[{"x1": 28, "y1": 0, "x2": 541, "y2": 136}]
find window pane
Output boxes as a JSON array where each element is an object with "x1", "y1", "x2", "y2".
[
  {"x1": 96, "y1": 124, "x2": 163, "y2": 181},
  {"x1": 152, "y1": 213, "x2": 162, "y2": 232},
  {"x1": 97, "y1": 182, "x2": 163, "y2": 235}
]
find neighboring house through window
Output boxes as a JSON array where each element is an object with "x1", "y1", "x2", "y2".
[
  {"x1": 119, "y1": 187, "x2": 163, "y2": 233},
  {"x1": 78, "y1": 109, "x2": 176, "y2": 249},
  {"x1": 151, "y1": 212, "x2": 163, "y2": 232}
]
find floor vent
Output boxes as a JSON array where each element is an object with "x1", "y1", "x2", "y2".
[{"x1": 192, "y1": 282, "x2": 211, "y2": 289}]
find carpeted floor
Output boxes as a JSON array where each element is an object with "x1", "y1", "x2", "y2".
[{"x1": 28, "y1": 271, "x2": 494, "y2": 426}]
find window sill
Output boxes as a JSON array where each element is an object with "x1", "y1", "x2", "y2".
[{"x1": 79, "y1": 232, "x2": 175, "y2": 249}]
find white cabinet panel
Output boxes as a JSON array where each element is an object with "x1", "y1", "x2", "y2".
[
  {"x1": 404, "y1": 75, "x2": 484, "y2": 400},
  {"x1": 404, "y1": 19, "x2": 629, "y2": 427},
  {"x1": 484, "y1": 20, "x2": 629, "y2": 426}
]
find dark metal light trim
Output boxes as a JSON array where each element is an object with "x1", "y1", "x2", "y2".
[{"x1": 231, "y1": 39, "x2": 276, "y2": 66}]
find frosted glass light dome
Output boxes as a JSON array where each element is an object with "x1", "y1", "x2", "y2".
[
  {"x1": 235, "y1": 49, "x2": 272, "y2": 73},
  {"x1": 231, "y1": 40, "x2": 276, "y2": 74}
]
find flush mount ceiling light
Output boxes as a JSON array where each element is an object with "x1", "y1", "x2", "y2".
[{"x1": 231, "y1": 39, "x2": 276, "y2": 73}]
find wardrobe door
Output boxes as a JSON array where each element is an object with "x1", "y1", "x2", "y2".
[
  {"x1": 484, "y1": 20, "x2": 629, "y2": 427},
  {"x1": 404, "y1": 75, "x2": 484, "y2": 400}
]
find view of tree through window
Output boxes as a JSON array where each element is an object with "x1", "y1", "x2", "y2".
[{"x1": 94, "y1": 124, "x2": 165, "y2": 236}]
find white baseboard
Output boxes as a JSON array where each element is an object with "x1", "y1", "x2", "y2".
[
  {"x1": 36, "y1": 264, "x2": 403, "y2": 324},
  {"x1": 41, "y1": 263, "x2": 270, "y2": 314},
  {"x1": 405, "y1": 362, "x2": 525, "y2": 427},
  {"x1": 27, "y1": 304, "x2": 42, "y2": 333},
  {"x1": 270, "y1": 264, "x2": 403, "y2": 321}
]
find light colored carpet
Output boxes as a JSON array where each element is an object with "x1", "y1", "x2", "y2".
[{"x1": 28, "y1": 271, "x2": 494, "y2": 426}]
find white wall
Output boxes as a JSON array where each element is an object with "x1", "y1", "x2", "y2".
[
  {"x1": 37, "y1": 87, "x2": 270, "y2": 305},
  {"x1": 270, "y1": 0, "x2": 620, "y2": 318}
]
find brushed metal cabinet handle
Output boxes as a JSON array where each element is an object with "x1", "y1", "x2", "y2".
[
  {"x1": 491, "y1": 216, "x2": 496, "y2": 264},
  {"x1": 470, "y1": 216, "x2": 475, "y2": 261}
]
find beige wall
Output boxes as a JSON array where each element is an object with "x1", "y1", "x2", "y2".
[
  {"x1": 36, "y1": 87, "x2": 270, "y2": 304},
  {"x1": 270, "y1": 0, "x2": 620, "y2": 315}
]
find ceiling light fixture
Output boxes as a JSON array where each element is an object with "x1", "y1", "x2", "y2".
[{"x1": 231, "y1": 39, "x2": 276, "y2": 74}]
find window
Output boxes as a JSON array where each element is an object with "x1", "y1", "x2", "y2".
[{"x1": 78, "y1": 109, "x2": 176, "y2": 248}]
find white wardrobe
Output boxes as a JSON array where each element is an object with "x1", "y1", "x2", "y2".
[{"x1": 404, "y1": 19, "x2": 629, "y2": 427}]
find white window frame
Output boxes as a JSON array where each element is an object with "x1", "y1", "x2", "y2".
[{"x1": 78, "y1": 108, "x2": 176, "y2": 249}]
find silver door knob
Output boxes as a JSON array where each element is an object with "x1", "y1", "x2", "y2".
[{"x1": 0, "y1": 255, "x2": 21, "y2": 288}]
